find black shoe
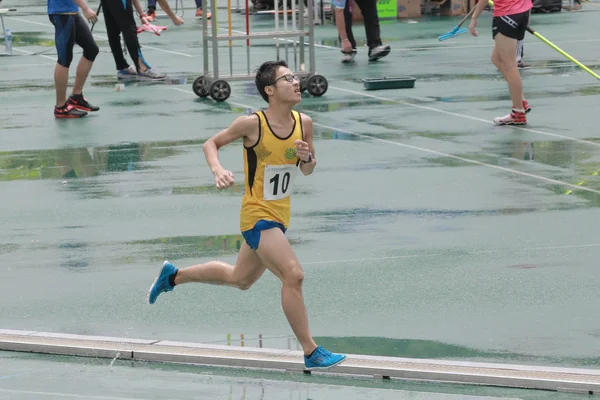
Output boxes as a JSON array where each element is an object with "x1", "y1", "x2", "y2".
[{"x1": 68, "y1": 93, "x2": 99, "y2": 112}]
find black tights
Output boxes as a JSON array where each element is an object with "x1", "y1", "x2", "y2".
[
  {"x1": 343, "y1": 0, "x2": 382, "y2": 50},
  {"x1": 102, "y1": 0, "x2": 150, "y2": 71}
]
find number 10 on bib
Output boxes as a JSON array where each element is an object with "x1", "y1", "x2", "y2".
[{"x1": 264, "y1": 164, "x2": 298, "y2": 201}]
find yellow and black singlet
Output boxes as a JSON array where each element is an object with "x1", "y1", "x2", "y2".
[{"x1": 240, "y1": 110, "x2": 304, "y2": 232}]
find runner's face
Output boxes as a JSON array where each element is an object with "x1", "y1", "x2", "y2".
[{"x1": 271, "y1": 67, "x2": 301, "y2": 104}]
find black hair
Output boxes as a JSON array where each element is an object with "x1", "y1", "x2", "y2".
[{"x1": 255, "y1": 60, "x2": 288, "y2": 103}]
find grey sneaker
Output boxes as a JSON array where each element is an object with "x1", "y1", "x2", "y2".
[
  {"x1": 341, "y1": 50, "x2": 357, "y2": 63},
  {"x1": 138, "y1": 68, "x2": 167, "y2": 80},
  {"x1": 368, "y1": 44, "x2": 390, "y2": 62},
  {"x1": 117, "y1": 66, "x2": 137, "y2": 79}
]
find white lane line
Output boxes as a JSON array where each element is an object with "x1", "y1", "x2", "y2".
[
  {"x1": 8, "y1": 16, "x2": 195, "y2": 58},
  {"x1": 11, "y1": 47, "x2": 56, "y2": 61},
  {"x1": 329, "y1": 85, "x2": 600, "y2": 148},
  {"x1": 303, "y1": 243, "x2": 600, "y2": 265},
  {"x1": 0, "y1": 388, "x2": 149, "y2": 400}
]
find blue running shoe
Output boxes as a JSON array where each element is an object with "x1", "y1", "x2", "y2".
[
  {"x1": 304, "y1": 346, "x2": 346, "y2": 370},
  {"x1": 148, "y1": 261, "x2": 178, "y2": 304}
]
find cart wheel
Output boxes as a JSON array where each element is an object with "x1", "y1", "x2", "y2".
[
  {"x1": 300, "y1": 77, "x2": 308, "y2": 93},
  {"x1": 210, "y1": 80, "x2": 231, "y2": 102},
  {"x1": 307, "y1": 75, "x2": 328, "y2": 97},
  {"x1": 192, "y1": 76, "x2": 210, "y2": 97}
]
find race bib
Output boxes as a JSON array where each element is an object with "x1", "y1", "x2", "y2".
[{"x1": 263, "y1": 164, "x2": 298, "y2": 201}]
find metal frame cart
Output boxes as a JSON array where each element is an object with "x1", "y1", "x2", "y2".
[{"x1": 192, "y1": 0, "x2": 328, "y2": 102}]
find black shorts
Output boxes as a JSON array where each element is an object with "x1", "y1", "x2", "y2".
[
  {"x1": 492, "y1": 11, "x2": 530, "y2": 41},
  {"x1": 49, "y1": 13, "x2": 99, "y2": 67}
]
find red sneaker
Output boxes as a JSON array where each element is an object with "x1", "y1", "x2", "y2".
[
  {"x1": 523, "y1": 99, "x2": 531, "y2": 114},
  {"x1": 54, "y1": 103, "x2": 87, "y2": 118},
  {"x1": 195, "y1": 8, "x2": 211, "y2": 19},
  {"x1": 67, "y1": 93, "x2": 99, "y2": 112},
  {"x1": 494, "y1": 109, "x2": 527, "y2": 126}
]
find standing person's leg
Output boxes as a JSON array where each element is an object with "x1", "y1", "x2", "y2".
[
  {"x1": 67, "y1": 13, "x2": 100, "y2": 112},
  {"x1": 517, "y1": 39, "x2": 531, "y2": 69},
  {"x1": 109, "y1": 0, "x2": 166, "y2": 79},
  {"x1": 103, "y1": 0, "x2": 136, "y2": 78},
  {"x1": 49, "y1": 14, "x2": 87, "y2": 118},
  {"x1": 353, "y1": 0, "x2": 389, "y2": 61},
  {"x1": 490, "y1": 12, "x2": 530, "y2": 125},
  {"x1": 146, "y1": 0, "x2": 157, "y2": 20},
  {"x1": 341, "y1": 0, "x2": 357, "y2": 62},
  {"x1": 122, "y1": 0, "x2": 145, "y2": 71},
  {"x1": 518, "y1": 38, "x2": 531, "y2": 112},
  {"x1": 492, "y1": 38, "x2": 525, "y2": 120},
  {"x1": 195, "y1": 0, "x2": 212, "y2": 18}
]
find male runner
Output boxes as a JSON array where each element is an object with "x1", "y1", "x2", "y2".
[
  {"x1": 48, "y1": 0, "x2": 100, "y2": 118},
  {"x1": 469, "y1": 0, "x2": 532, "y2": 125},
  {"x1": 148, "y1": 60, "x2": 347, "y2": 371}
]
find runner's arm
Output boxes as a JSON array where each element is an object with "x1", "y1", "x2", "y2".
[
  {"x1": 203, "y1": 115, "x2": 257, "y2": 174},
  {"x1": 298, "y1": 114, "x2": 316, "y2": 176}
]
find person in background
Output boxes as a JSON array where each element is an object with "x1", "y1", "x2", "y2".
[
  {"x1": 469, "y1": 0, "x2": 532, "y2": 125},
  {"x1": 332, "y1": 0, "x2": 353, "y2": 61},
  {"x1": 48, "y1": 0, "x2": 100, "y2": 118},
  {"x1": 516, "y1": 39, "x2": 530, "y2": 69},
  {"x1": 101, "y1": 0, "x2": 184, "y2": 80},
  {"x1": 334, "y1": 0, "x2": 390, "y2": 63},
  {"x1": 146, "y1": 0, "x2": 211, "y2": 20}
]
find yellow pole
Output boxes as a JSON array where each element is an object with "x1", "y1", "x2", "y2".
[
  {"x1": 528, "y1": 29, "x2": 600, "y2": 79},
  {"x1": 228, "y1": 0, "x2": 233, "y2": 75},
  {"x1": 487, "y1": 0, "x2": 600, "y2": 80},
  {"x1": 228, "y1": 0, "x2": 232, "y2": 45}
]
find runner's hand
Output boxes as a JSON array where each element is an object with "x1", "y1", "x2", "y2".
[
  {"x1": 171, "y1": 15, "x2": 184, "y2": 25},
  {"x1": 213, "y1": 167, "x2": 235, "y2": 189},
  {"x1": 294, "y1": 139, "x2": 311, "y2": 162}
]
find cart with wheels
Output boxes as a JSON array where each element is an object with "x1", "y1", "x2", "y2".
[{"x1": 192, "y1": 0, "x2": 328, "y2": 102}]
